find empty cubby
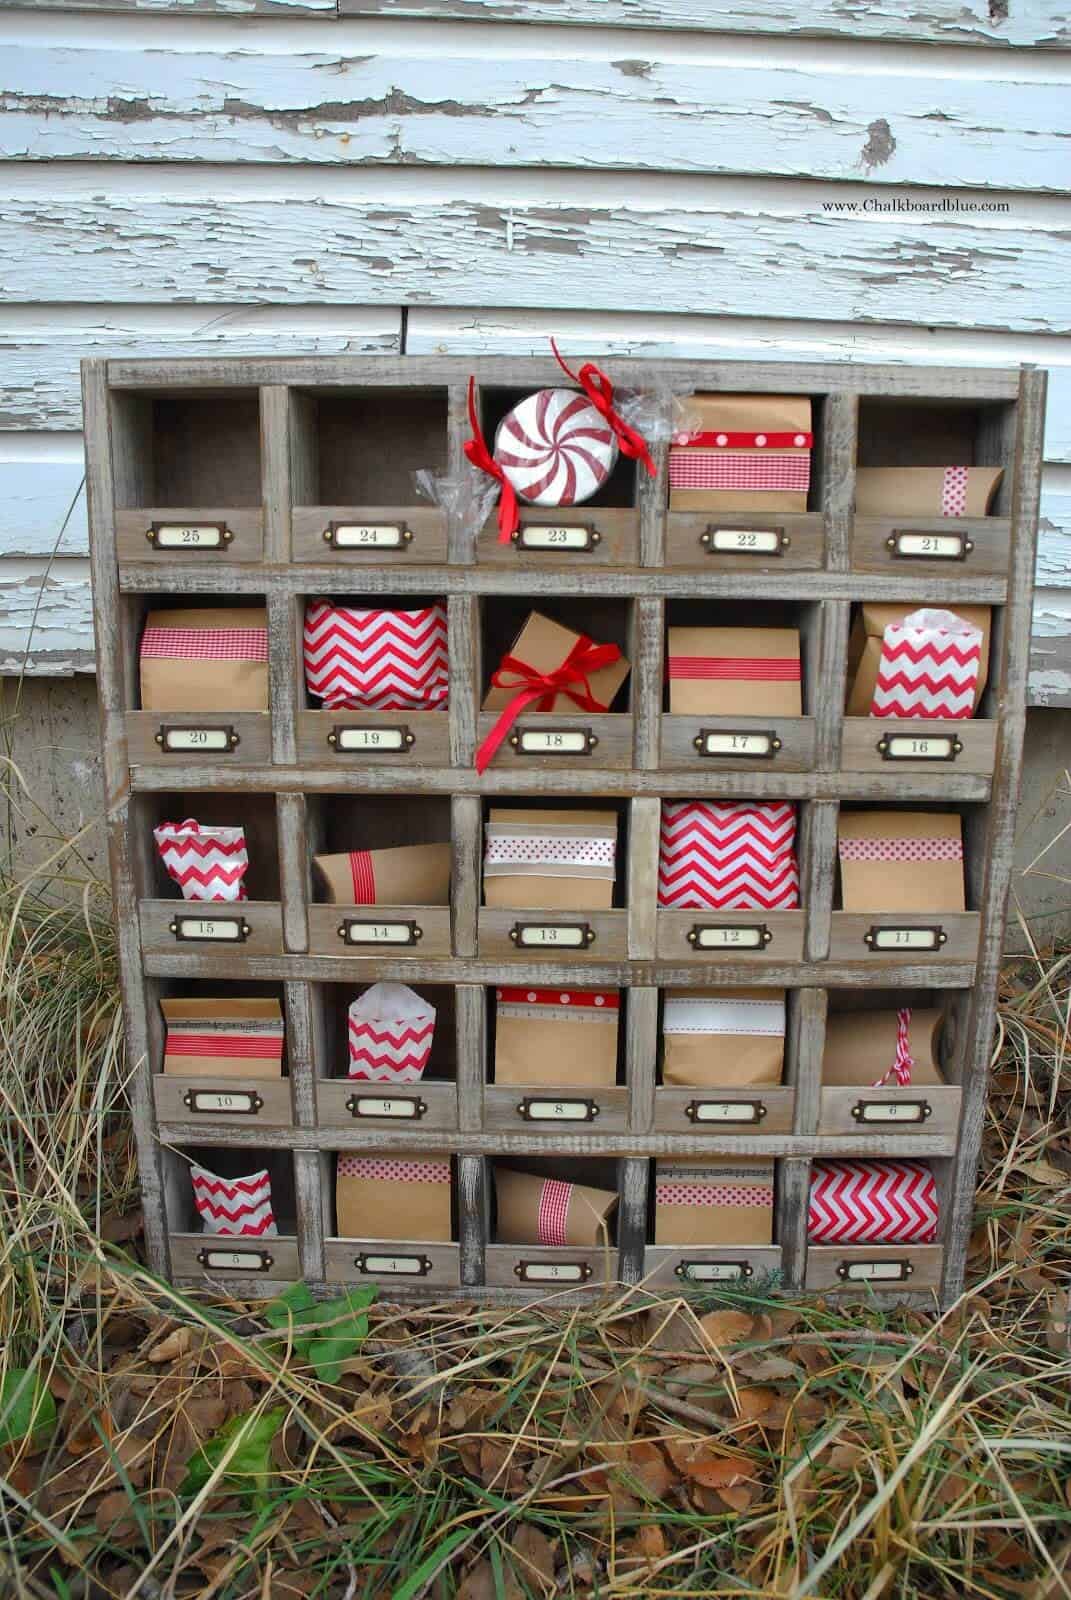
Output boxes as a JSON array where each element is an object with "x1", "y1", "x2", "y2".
[
  {"x1": 110, "y1": 389, "x2": 263, "y2": 509},
  {"x1": 290, "y1": 388, "x2": 450, "y2": 507}
]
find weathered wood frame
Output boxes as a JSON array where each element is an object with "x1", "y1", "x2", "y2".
[{"x1": 83, "y1": 354, "x2": 1045, "y2": 1309}]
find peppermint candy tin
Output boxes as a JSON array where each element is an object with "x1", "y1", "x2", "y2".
[{"x1": 494, "y1": 387, "x2": 618, "y2": 507}]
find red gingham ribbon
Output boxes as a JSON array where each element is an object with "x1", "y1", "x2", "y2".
[
  {"x1": 667, "y1": 656, "x2": 800, "y2": 681},
  {"x1": 668, "y1": 456, "x2": 811, "y2": 491},
  {"x1": 537, "y1": 1178, "x2": 572, "y2": 1246},
  {"x1": 475, "y1": 632, "x2": 621, "y2": 774},
  {"x1": 550, "y1": 340, "x2": 657, "y2": 479},
  {"x1": 141, "y1": 627, "x2": 268, "y2": 662},
  {"x1": 348, "y1": 850, "x2": 377, "y2": 904},
  {"x1": 872, "y1": 1008, "x2": 915, "y2": 1088}
]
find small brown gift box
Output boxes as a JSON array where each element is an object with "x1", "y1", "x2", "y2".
[
  {"x1": 668, "y1": 394, "x2": 812, "y2": 512},
  {"x1": 494, "y1": 1168, "x2": 618, "y2": 1248},
  {"x1": 161, "y1": 998, "x2": 284, "y2": 1079},
  {"x1": 655, "y1": 1158, "x2": 775, "y2": 1246},
  {"x1": 140, "y1": 607, "x2": 269, "y2": 713},
  {"x1": 662, "y1": 989, "x2": 785, "y2": 1089},
  {"x1": 336, "y1": 1153, "x2": 452, "y2": 1241},
  {"x1": 855, "y1": 466, "x2": 1003, "y2": 517},
  {"x1": 838, "y1": 811, "x2": 965, "y2": 914},
  {"x1": 822, "y1": 1008, "x2": 944, "y2": 1088},
  {"x1": 483, "y1": 611, "x2": 630, "y2": 716},
  {"x1": 483, "y1": 808, "x2": 617, "y2": 911},
  {"x1": 846, "y1": 602, "x2": 990, "y2": 717},
  {"x1": 314, "y1": 843, "x2": 451, "y2": 906},
  {"x1": 667, "y1": 627, "x2": 802, "y2": 717},
  {"x1": 494, "y1": 987, "x2": 619, "y2": 1089}
]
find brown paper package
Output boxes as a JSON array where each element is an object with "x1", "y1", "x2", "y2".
[
  {"x1": 846, "y1": 602, "x2": 991, "y2": 716},
  {"x1": 822, "y1": 1008, "x2": 945, "y2": 1087},
  {"x1": 314, "y1": 843, "x2": 451, "y2": 906},
  {"x1": 662, "y1": 988, "x2": 785, "y2": 1089},
  {"x1": 494, "y1": 1168, "x2": 618, "y2": 1248},
  {"x1": 160, "y1": 997, "x2": 284, "y2": 1079},
  {"x1": 335, "y1": 1153, "x2": 452, "y2": 1242},
  {"x1": 655, "y1": 1158, "x2": 775, "y2": 1246},
  {"x1": 494, "y1": 994, "x2": 620, "y2": 1089},
  {"x1": 669, "y1": 394, "x2": 812, "y2": 512},
  {"x1": 483, "y1": 611, "x2": 630, "y2": 715},
  {"x1": 140, "y1": 607, "x2": 269, "y2": 713},
  {"x1": 838, "y1": 811, "x2": 965, "y2": 913},
  {"x1": 855, "y1": 466, "x2": 1003, "y2": 517},
  {"x1": 667, "y1": 627, "x2": 802, "y2": 717},
  {"x1": 483, "y1": 808, "x2": 617, "y2": 911}
]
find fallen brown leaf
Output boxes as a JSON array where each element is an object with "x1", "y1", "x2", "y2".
[{"x1": 698, "y1": 1309, "x2": 755, "y2": 1348}]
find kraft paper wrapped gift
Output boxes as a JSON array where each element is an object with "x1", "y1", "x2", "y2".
[
  {"x1": 494, "y1": 1168, "x2": 618, "y2": 1248},
  {"x1": 662, "y1": 989, "x2": 785, "y2": 1089},
  {"x1": 658, "y1": 801, "x2": 800, "y2": 910},
  {"x1": 336, "y1": 1153, "x2": 452, "y2": 1241},
  {"x1": 808, "y1": 1159, "x2": 939, "y2": 1244},
  {"x1": 847, "y1": 603, "x2": 990, "y2": 719},
  {"x1": 822, "y1": 1007, "x2": 945, "y2": 1089},
  {"x1": 140, "y1": 607, "x2": 269, "y2": 713},
  {"x1": 668, "y1": 394, "x2": 812, "y2": 512},
  {"x1": 314, "y1": 843, "x2": 451, "y2": 907},
  {"x1": 191, "y1": 1164, "x2": 277, "y2": 1238},
  {"x1": 837, "y1": 811, "x2": 966, "y2": 914},
  {"x1": 347, "y1": 983, "x2": 436, "y2": 1084},
  {"x1": 483, "y1": 808, "x2": 617, "y2": 911},
  {"x1": 855, "y1": 465, "x2": 1003, "y2": 518},
  {"x1": 154, "y1": 818, "x2": 249, "y2": 902},
  {"x1": 483, "y1": 611, "x2": 630, "y2": 718},
  {"x1": 655, "y1": 1158, "x2": 776, "y2": 1247},
  {"x1": 161, "y1": 998, "x2": 284, "y2": 1079},
  {"x1": 494, "y1": 987, "x2": 619, "y2": 1089},
  {"x1": 666, "y1": 626, "x2": 802, "y2": 717},
  {"x1": 303, "y1": 601, "x2": 449, "y2": 712}
]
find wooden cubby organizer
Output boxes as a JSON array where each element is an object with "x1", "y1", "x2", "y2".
[{"x1": 83, "y1": 356, "x2": 1045, "y2": 1310}]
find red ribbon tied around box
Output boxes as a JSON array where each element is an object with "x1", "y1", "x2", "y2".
[{"x1": 474, "y1": 633, "x2": 622, "y2": 773}]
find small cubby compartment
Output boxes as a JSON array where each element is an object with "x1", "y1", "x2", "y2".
[
  {"x1": 305, "y1": 793, "x2": 453, "y2": 959},
  {"x1": 149, "y1": 976, "x2": 292, "y2": 1129},
  {"x1": 660, "y1": 597, "x2": 819, "y2": 771},
  {"x1": 643, "y1": 1154, "x2": 782, "y2": 1290},
  {"x1": 111, "y1": 388, "x2": 264, "y2": 563},
  {"x1": 135, "y1": 792, "x2": 283, "y2": 959},
  {"x1": 803, "y1": 1154, "x2": 948, "y2": 1295},
  {"x1": 295, "y1": 592, "x2": 451, "y2": 767},
  {"x1": 484, "y1": 985, "x2": 629, "y2": 1135},
  {"x1": 477, "y1": 796, "x2": 629, "y2": 961},
  {"x1": 322, "y1": 1149, "x2": 460, "y2": 1289},
  {"x1": 162, "y1": 1144, "x2": 300, "y2": 1282},
  {"x1": 289, "y1": 387, "x2": 450, "y2": 564},
  {"x1": 476, "y1": 596, "x2": 634, "y2": 771},
  {"x1": 817, "y1": 988, "x2": 965, "y2": 1142},
  {"x1": 852, "y1": 396, "x2": 1013, "y2": 576},
  {"x1": 123, "y1": 593, "x2": 272, "y2": 767},
  {"x1": 485, "y1": 1155, "x2": 623, "y2": 1288},
  {"x1": 315, "y1": 982, "x2": 459, "y2": 1132},
  {"x1": 653, "y1": 986, "x2": 797, "y2": 1135}
]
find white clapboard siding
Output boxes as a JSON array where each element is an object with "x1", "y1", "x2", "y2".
[{"x1": 4, "y1": 20, "x2": 1071, "y2": 192}]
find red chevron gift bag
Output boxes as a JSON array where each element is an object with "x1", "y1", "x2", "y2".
[
  {"x1": 303, "y1": 601, "x2": 449, "y2": 712},
  {"x1": 658, "y1": 801, "x2": 800, "y2": 910},
  {"x1": 347, "y1": 982, "x2": 436, "y2": 1084},
  {"x1": 808, "y1": 1159, "x2": 938, "y2": 1244},
  {"x1": 153, "y1": 818, "x2": 249, "y2": 902},
  {"x1": 870, "y1": 608, "x2": 984, "y2": 720},
  {"x1": 191, "y1": 1164, "x2": 277, "y2": 1237}
]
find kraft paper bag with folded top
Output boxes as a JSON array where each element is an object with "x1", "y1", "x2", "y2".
[
  {"x1": 822, "y1": 1006, "x2": 944, "y2": 1088},
  {"x1": 838, "y1": 811, "x2": 966, "y2": 914},
  {"x1": 847, "y1": 603, "x2": 990, "y2": 719},
  {"x1": 314, "y1": 843, "x2": 451, "y2": 906},
  {"x1": 140, "y1": 607, "x2": 269, "y2": 713},
  {"x1": 668, "y1": 394, "x2": 812, "y2": 512},
  {"x1": 855, "y1": 466, "x2": 1003, "y2": 518},
  {"x1": 666, "y1": 627, "x2": 802, "y2": 717},
  {"x1": 662, "y1": 989, "x2": 785, "y2": 1089},
  {"x1": 483, "y1": 611, "x2": 630, "y2": 718},
  {"x1": 494, "y1": 987, "x2": 619, "y2": 1089},
  {"x1": 655, "y1": 1158, "x2": 776, "y2": 1246},
  {"x1": 808, "y1": 1158, "x2": 938, "y2": 1244},
  {"x1": 493, "y1": 1168, "x2": 618, "y2": 1248},
  {"x1": 335, "y1": 1153, "x2": 452, "y2": 1241},
  {"x1": 483, "y1": 808, "x2": 617, "y2": 911},
  {"x1": 161, "y1": 997, "x2": 284, "y2": 1078}
]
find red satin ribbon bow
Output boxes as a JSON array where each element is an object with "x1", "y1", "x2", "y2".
[
  {"x1": 464, "y1": 375, "x2": 519, "y2": 545},
  {"x1": 551, "y1": 339, "x2": 657, "y2": 479},
  {"x1": 475, "y1": 634, "x2": 621, "y2": 774}
]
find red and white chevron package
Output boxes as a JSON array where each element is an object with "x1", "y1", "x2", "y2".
[
  {"x1": 870, "y1": 608, "x2": 984, "y2": 720},
  {"x1": 336, "y1": 1153, "x2": 453, "y2": 1240},
  {"x1": 658, "y1": 801, "x2": 800, "y2": 911},
  {"x1": 161, "y1": 997, "x2": 284, "y2": 1079},
  {"x1": 303, "y1": 601, "x2": 449, "y2": 712},
  {"x1": 153, "y1": 818, "x2": 249, "y2": 902},
  {"x1": 191, "y1": 1163, "x2": 277, "y2": 1237},
  {"x1": 493, "y1": 1167, "x2": 619, "y2": 1248},
  {"x1": 808, "y1": 1158, "x2": 938, "y2": 1244},
  {"x1": 348, "y1": 983, "x2": 436, "y2": 1084}
]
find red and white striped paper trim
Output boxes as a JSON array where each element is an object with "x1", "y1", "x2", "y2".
[
  {"x1": 348, "y1": 851, "x2": 377, "y2": 904},
  {"x1": 655, "y1": 1182, "x2": 774, "y2": 1208},
  {"x1": 141, "y1": 627, "x2": 268, "y2": 662},
  {"x1": 496, "y1": 988, "x2": 618, "y2": 1010},
  {"x1": 668, "y1": 454, "x2": 811, "y2": 492},
  {"x1": 838, "y1": 837, "x2": 963, "y2": 863},
  {"x1": 537, "y1": 1178, "x2": 572, "y2": 1245},
  {"x1": 337, "y1": 1156, "x2": 451, "y2": 1183},
  {"x1": 671, "y1": 431, "x2": 812, "y2": 450},
  {"x1": 667, "y1": 656, "x2": 801, "y2": 681},
  {"x1": 941, "y1": 466, "x2": 969, "y2": 517},
  {"x1": 165, "y1": 1032, "x2": 284, "y2": 1060}
]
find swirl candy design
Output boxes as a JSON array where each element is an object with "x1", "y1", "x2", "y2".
[{"x1": 494, "y1": 387, "x2": 618, "y2": 506}]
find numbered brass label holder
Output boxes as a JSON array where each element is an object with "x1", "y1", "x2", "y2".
[{"x1": 156, "y1": 723, "x2": 240, "y2": 753}]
